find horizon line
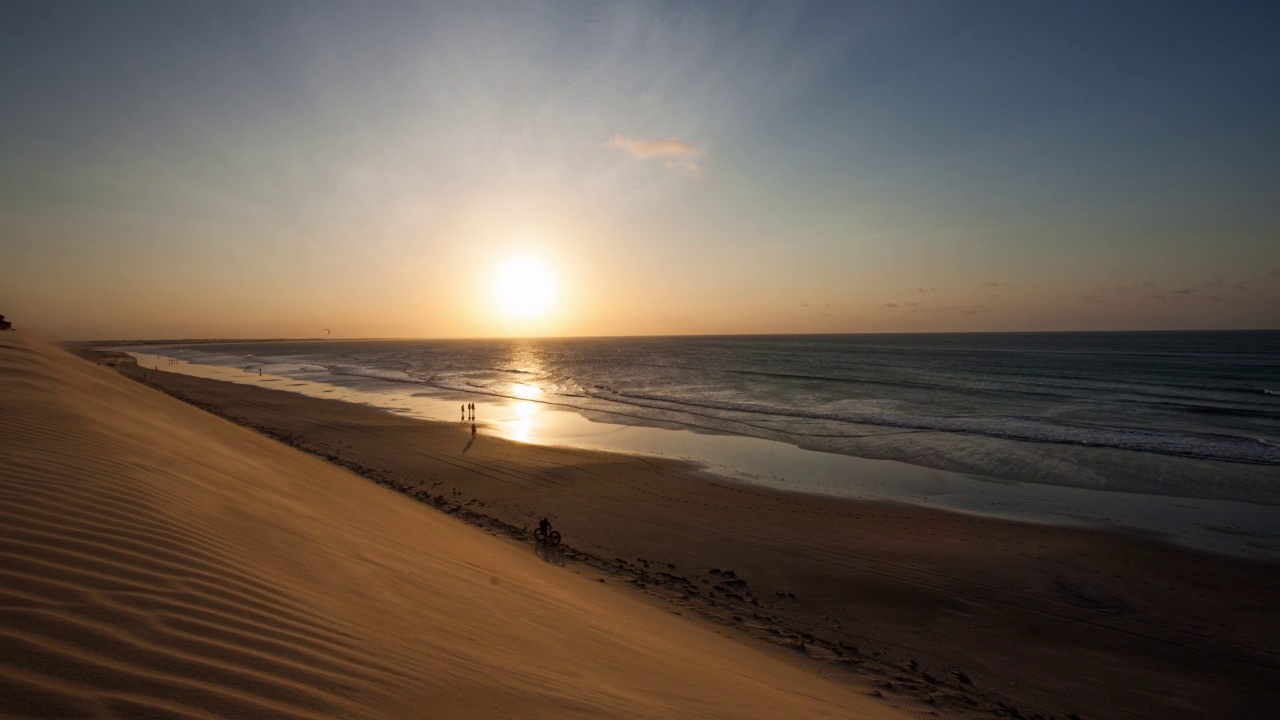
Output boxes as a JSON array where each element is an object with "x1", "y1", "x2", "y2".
[{"x1": 60, "y1": 326, "x2": 1280, "y2": 345}]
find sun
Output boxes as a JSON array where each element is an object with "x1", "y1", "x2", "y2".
[{"x1": 492, "y1": 255, "x2": 557, "y2": 321}]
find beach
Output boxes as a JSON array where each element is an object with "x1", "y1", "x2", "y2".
[
  {"x1": 8, "y1": 2, "x2": 1279, "y2": 718},
  {"x1": 55, "y1": 338, "x2": 1280, "y2": 719},
  {"x1": 1, "y1": 332, "x2": 911, "y2": 719},
  {"x1": 116, "y1": 334, "x2": 1280, "y2": 561},
  {"x1": 7, "y1": 3, "x2": 1277, "y2": 717}
]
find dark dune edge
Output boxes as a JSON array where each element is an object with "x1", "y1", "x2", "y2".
[{"x1": 90, "y1": 348, "x2": 1280, "y2": 720}]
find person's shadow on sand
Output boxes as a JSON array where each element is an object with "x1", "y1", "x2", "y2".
[
  {"x1": 534, "y1": 541, "x2": 565, "y2": 567},
  {"x1": 462, "y1": 436, "x2": 475, "y2": 454}
]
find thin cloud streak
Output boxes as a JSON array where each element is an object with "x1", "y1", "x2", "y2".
[
  {"x1": 607, "y1": 135, "x2": 703, "y2": 159},
  {"x1": 607, "y1": 134, "x2": 705, "y2": 176}
]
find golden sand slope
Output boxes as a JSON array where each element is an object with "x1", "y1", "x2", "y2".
[{"x1": 0, "y1": 332, "x2": 906, "y2": 720}]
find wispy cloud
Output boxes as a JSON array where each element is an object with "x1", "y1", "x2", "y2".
[
  {"x1": 607, "y1": 135, "x2": 705, "y2": 175},
  {"x1": 607, "y1": 135, "x2": 702, "y2": 158},
  {"x1": 883, "y1": 302, "x2": 899, "y2": 308}
]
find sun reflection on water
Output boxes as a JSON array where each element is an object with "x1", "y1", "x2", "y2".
[
  {"x1": 499, "y1": 343, "x2": 545, "y2": 443},
  {"x1": 511, "y1": 382, "x2": 543, "y2": 400}
]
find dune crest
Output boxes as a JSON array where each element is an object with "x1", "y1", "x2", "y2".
[{"x1": 0, "y1": 332, "x2": 903, "y2": 719}]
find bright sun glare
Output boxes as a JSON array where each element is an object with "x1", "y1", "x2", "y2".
[{"x1": 492, "y1": 255, "x2": 557, "y2": 321}]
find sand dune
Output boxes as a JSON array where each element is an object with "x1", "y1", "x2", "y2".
[
  {"x1": 0, "y1": 332, "x2": 906, "y2": 719},
  {"x1": 107, "y1": 346, "x2": 1280, "y2": 719}
]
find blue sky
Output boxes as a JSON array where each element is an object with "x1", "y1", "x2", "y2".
[{"x1": 2, "y1": 1, "x2": 1277, "y2": 339}]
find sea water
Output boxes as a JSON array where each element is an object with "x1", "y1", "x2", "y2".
[{"x1": 124, "y1": 331, "x2": 1280, "y2": 556}]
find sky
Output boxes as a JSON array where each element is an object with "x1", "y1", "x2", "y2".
[{"x1": 1, "y1": 0, "x2": 1277, "y2": 340}]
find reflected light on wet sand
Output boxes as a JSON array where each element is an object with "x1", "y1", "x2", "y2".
[{"x1": 508, "y1": 400, "x2": 539, "y2": 443}]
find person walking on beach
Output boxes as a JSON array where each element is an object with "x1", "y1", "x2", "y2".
[{"x1": 471, "y1": 422, "x2": 477, "y2": 437}]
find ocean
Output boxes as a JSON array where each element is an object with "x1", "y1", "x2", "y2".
[{"x1": 131, "y1": 331, "x2": 1279, "y2": 507}]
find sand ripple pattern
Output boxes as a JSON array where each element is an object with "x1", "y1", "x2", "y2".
[{"x1": 0, "y1": 337, "x2": 409, "y2": 719}]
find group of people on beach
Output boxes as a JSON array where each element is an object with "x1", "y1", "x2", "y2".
[
  {"x1": 454, "y1": 401, "x2": 558, "y2": 540},
  {"x1": 462, "y1": 402, "x2": 476, "y2": 436},
  {"x1": 456, "y1": 399, "x2": 558, "y2": 542}
]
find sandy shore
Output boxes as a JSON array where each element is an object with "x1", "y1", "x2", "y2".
[
  {"x1": 6, "y1": 333, "x2": 1277, "y2": 719},
  {"x1": 2, "y1": 332, "x2": 912, "y2": 719},
  {"x1": 97, "y1": 343, "x2": 1280, "y2": 719},
  {"x1": 98, "y1": 346, "x2": 1280, "y2": 720}
]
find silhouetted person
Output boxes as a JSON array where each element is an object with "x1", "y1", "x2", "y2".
[
  {"x1": 471, "y1": 422, "x2": 477, "y2": 437},
  {"x1": 539, "y1": 517, "x2": 551, "y2": 536}
]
